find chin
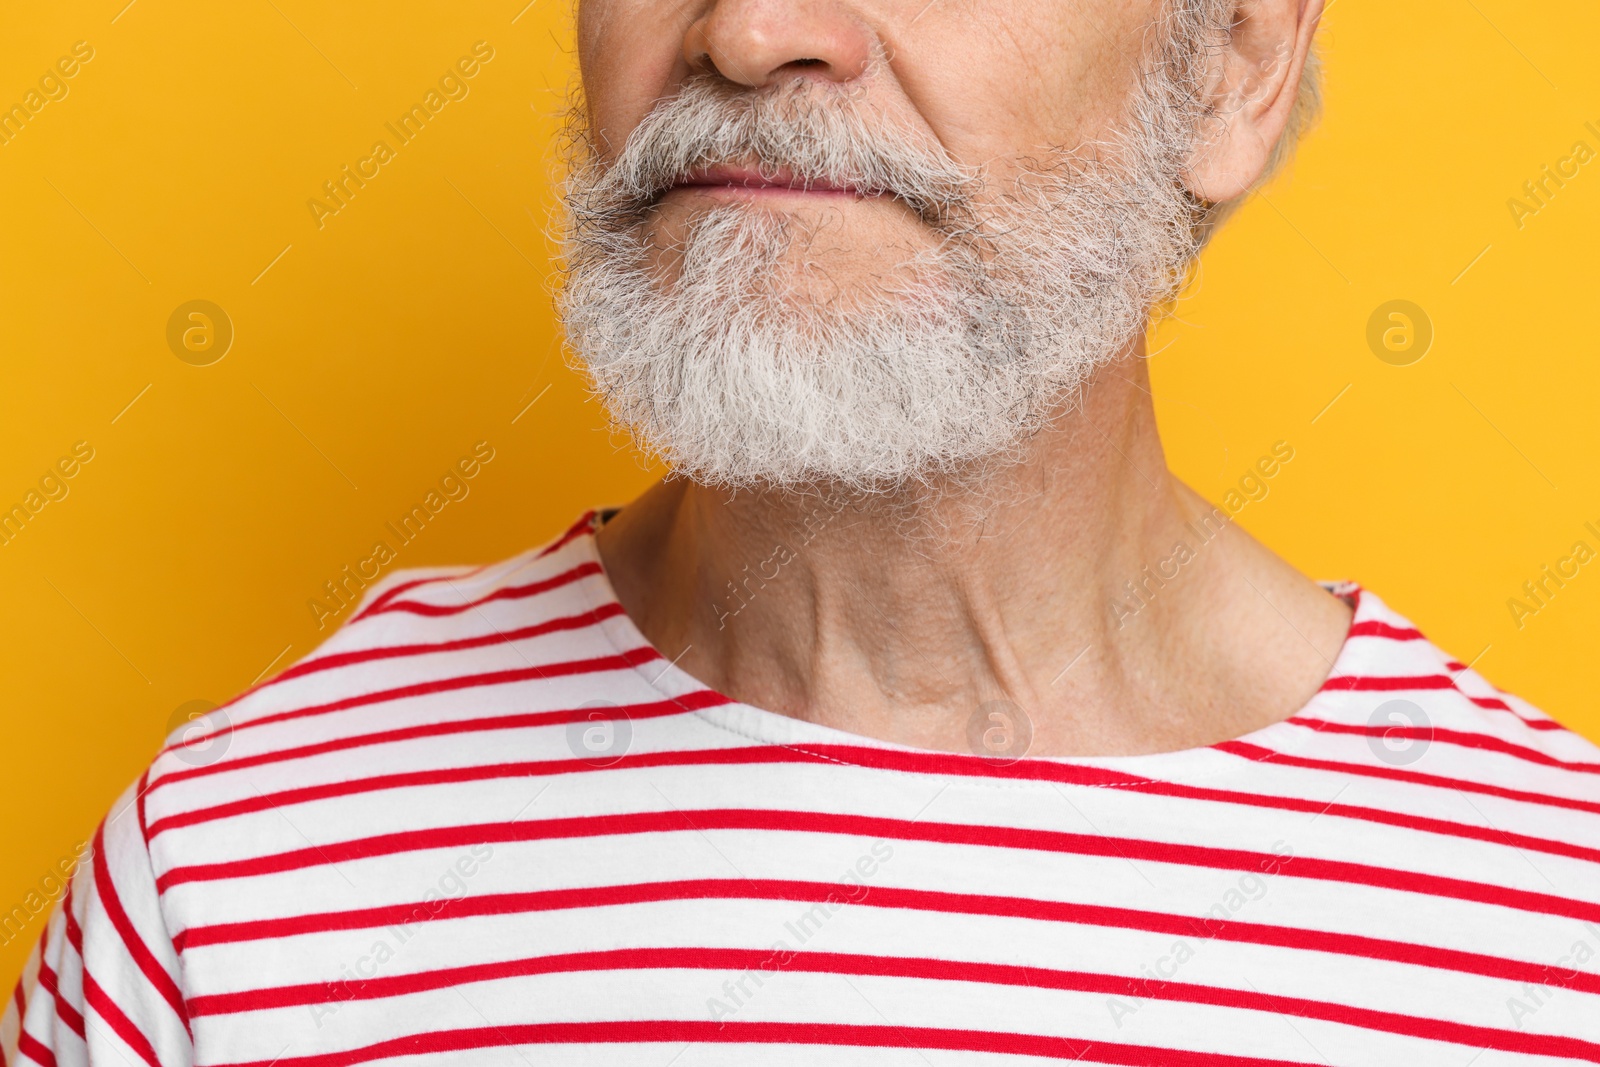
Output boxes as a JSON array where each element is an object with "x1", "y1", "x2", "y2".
[{"x1": 640, "y1": 208, "x2": 946, "y2": 313}]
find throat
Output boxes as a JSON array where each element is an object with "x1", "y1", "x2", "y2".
[{"x1": 592, "y1": 361, "x2": 1353, "y2": 759}]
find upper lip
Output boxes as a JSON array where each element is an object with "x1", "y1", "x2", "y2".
[{"x1": 672, "y1": 164, "x2": 862, "y2": 195}]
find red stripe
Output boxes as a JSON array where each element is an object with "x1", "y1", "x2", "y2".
[
  {"x1": 90, "y1": 826, "x2": 190, "y2": 1037},
  {"x1": 161, "y1": 545, "x2": 639, "y2": 739},
  {"x1": 800, "y1": 745, "x2": 1600, "y2": 866},
  {"x1": 1320, "y1": 674, "x2": 1455, "y2": 693},
  {"x1": 146, "y1": 685, "x2": 714, "y2": 798},
  {"x1": 174, "y1": 876, "x2": 1600, "y2": 1000},
  {"x1": 259, "y1": 601, "x2": 624, "y2": 691},
  {"x1": 349, "y1": 574, "x2": 443, "y2": 620},
  {"x1": 349, "y1": 553, "x2": 513, "y2": 623},
  {"x1": 155, "y1": 645, "x2": 662, "y2": 757},
  {"x1": 144, "y1": 694, "x2": 730, "y2": 837},
  {"x1": 346, "y1": 515, "x2": 594, "y2": 624},
  {"x1": 213, "y1": 1019, "x2": 1319, "y2": 1067},
  {"x1": 81, "y1": 974, "x2": 160, "y2": 1067},
  {"x1": 34, "y1": 964, "x2": 84, "y2": 1040},
  {"x1": 1455, "y1": 690, "x2": 1566, "y2": 731},
  {"x1": 1320, "y1": 670, "x2": 1559, "y2": 730},
  {"x1": 1345, "y1": 621, "x2": 1424, "y2": 640},
  {"x1": 361, "y1": 560, "x2": 604, "y2": 620},
  {"x1": 14, "y1": 1032, "x2": 54, "y2": 1067},
  {"x1": 155, "y1": 807, "x2": 1600, "y2": 926},
  {"x1": 185, "y1": 944, "x2": 1600, "y2": 1060},
  {"x1": 1465, "y1": 695, "x2": 1563, "y2": 726},
  {"x1": 156, "y1": 745, "x2": 1027, "y2": 837},
  {"x1": 149, "y1": 738, "x2": 1600, "y2": 869},
  {"x1": 536, "y1": 510, "x2": 600, "y2": 558},
  {"x1": 144, "y1": 742, "x2": 993, "y2": 838},
  {"x1": 1290, "y1": 716, "x2": 1600, "y2": 774},
  {"x1": 264, "y1": 545, "x2": 566, "y2": 694},
  {"x1": 1441, "y1": 668, "x2": 1566, "y2": 730},
  {"x1": 1318, "y1": 672, "x2": 1559, "y2": 726},
  {"x1": 61, "y1": 889, "x2": 82, "y2": 958},
  {"x1": 1217, "y1": 740, "x2": 1600, "y2": 816}
]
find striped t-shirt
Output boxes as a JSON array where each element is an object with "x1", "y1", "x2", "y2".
[{"x1": 7, "y1": 511, "x2": 1600, "y2": 1067}]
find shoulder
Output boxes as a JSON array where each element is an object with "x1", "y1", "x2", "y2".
[
  {"x1": 142, "y1": 511, "x2": 632, "y2": 831},
  {"x1": 302, "y1": 509, "x2": 607, "y2": 661},
  {"x1": 1295, "y1": 583, "x2": 1600, "y2": 808},
  {"x1": 183, "y1": 512, "x2": 605, "y2": 727}
]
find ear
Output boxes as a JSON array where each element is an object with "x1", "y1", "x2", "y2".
[{"x1": 1182, "y1": 0, "x2": 1324, "y2": 204}]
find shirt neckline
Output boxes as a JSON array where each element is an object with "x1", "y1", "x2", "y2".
[{"x1": 573, "y1": 510, "x2": 1376, "y2": 783}]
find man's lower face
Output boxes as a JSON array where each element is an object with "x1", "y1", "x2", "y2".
[{"x1": 559, "y1": 75, "x2": 1199, "y2": 493}]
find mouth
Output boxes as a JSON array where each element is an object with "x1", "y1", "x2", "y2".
[{"x1": 665, "y1": 164, "x2": 878, "y2": 202}]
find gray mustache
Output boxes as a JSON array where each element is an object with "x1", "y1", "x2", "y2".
[{"x1": 577, "y1": 77, "x2": 978, "y2": 222}]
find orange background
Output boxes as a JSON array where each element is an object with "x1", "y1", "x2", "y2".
[{"x1": 1, "y1": 0, "x2": 1596, "y2": 982}]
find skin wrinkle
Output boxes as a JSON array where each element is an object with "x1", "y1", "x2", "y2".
[{"x1": 574, "y1": 0, "x2": 1342, "y2": 758}]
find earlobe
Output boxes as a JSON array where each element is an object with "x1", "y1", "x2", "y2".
[{"x1": 1181, "y1": 0, "x2": 1324, "y2": 206}]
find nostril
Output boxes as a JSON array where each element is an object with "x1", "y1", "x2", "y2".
[{"x1": 791, "y1": 58, "x2": 824, "y2": 67}]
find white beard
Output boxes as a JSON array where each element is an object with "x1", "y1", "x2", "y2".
[{"x1": 560, "y1": 69, "x2": 1204, "y2": 493}]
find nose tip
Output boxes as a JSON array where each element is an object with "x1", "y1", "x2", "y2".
[{"x1": 684, "y1": 2, "x2": 874, "y2": 88}]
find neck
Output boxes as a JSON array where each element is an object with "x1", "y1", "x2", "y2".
[{"x1": 596, "y1": 344, "x2": 1352, "y2": 757}]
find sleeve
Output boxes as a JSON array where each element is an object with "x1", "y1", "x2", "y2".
[{"x1": 2, "y1": 775, "x2": 193, "y2": 1067}]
